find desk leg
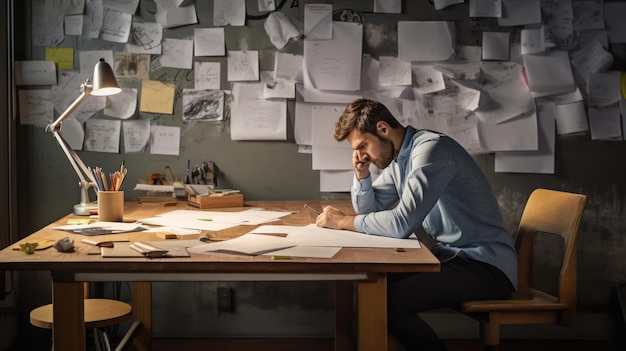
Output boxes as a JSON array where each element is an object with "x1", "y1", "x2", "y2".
[
  {"x1": 53, "y1": 281, "x2": 85, "y2": 351},
  {"x1": 357, "y1": 274, "x2": 388, "y2": 351},
  {"x1": 335, "y1": 281, "x2": 354, "y2": 351},
  {"x1": 131, "y1": 282, "x2": 152, "y2": 351}
]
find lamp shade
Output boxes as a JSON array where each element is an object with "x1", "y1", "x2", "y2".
[{"x1": 91, "y1": 58, "x2": 122, "y2": 96}]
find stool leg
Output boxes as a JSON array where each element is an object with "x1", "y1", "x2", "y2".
[{"x1": 94, "y1": 328, "x2": 112, "y2": 351}]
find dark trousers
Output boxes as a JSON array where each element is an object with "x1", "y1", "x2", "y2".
[{"x1": 387, "y1": 256, "x2": 514, "y2": 351}]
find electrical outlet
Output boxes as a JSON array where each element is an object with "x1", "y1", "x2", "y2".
[{"x1": 217, "y1": 287, "x2": 233, "y2": 312}]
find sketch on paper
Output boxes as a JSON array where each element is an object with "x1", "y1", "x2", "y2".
[
  {"x1": 115, "y1": 52, "x2": 150, "y2": 80},
  {"x1": 182, "y1": 90, "x2": 224, "y2": 122}
]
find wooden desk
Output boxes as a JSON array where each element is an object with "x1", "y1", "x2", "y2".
[{"x1": 0, "y1": 200, "x2": 440, "y2": 351}]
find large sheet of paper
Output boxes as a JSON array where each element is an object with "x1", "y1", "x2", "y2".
[
  {"x1": 304, "y1": 21, "x2": 363, "y2": 91},
  {"x1": 287, "y1": 224, "x2": 422, "y2": 249},
  {"x1": 140, "y1": 209, "x2": 293, "y2": 232},
  {"x1": 230, "y1": 82, "x2": 287, "y2": 140},
  {"x1": 398, "y1": 21, "x2": 455, "y2": 62},
  {"x1": 477, "y1": 110, "x2": 538, "y2": 152},
  {"x1": 495, "y1": 100, "x2": 555, "y2": 174}
]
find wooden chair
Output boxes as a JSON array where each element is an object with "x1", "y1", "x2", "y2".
[
  {"x1": 459, "y1": 188, "x2": 589, "y2": 348},
  {"x1": 30, "y1": 283, "x2": 136, "y2": 351}
]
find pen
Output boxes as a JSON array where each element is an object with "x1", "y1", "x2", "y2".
[{"x1": 304, "y1": 204, "x2": 320, "y2": 216}]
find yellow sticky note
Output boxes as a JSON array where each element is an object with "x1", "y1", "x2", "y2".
[
  {"x1": 140, "y1": 80, "x2": 175, "y2": 114},
  {"x1": 621, "y1": 71, "x2": 626, "y2": 100},
  {"x1": 45, "y1": 47, "x2": 74, "y2": 71}
]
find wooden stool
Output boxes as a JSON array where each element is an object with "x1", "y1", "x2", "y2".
[{"x1": 30, "y1": 299, "x2": 132, "y2": 351}]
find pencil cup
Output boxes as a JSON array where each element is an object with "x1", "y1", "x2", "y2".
[{"x1": 98, "y1": 191, "x2": 124, "y2": 222}]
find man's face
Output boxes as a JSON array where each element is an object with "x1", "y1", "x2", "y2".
[{"x1": 346, "y1": 128, "x2": 394, "y2": 170}]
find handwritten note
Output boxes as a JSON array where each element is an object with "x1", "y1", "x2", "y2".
[
  {"x1": 18, "y1": 89, "x2": 53, "y2": 126},
  {"x1": 122, "y1": 119, "x2": 150, "y2": 153},
  {"x1": 161, "y1": 38, "x2": 193, "y2": 69},
  {"x1": 150, "y1": 125, "x2": 180, "y2": 155},
  {"x1": 84, "y1": 119, "x2": 122, "y2": 153},
  {"x1": 227, "y1": 51, "x2": 259, "y2": 81},
  {"x1": 45, "y1": 47, "x2": 74, "y2": 71},
  {"x1": 194, "y1": 28, "x2": 225, "y2": 56},
  {"x1": 194, "y1": 62, "x2": 221, "y2": 90}
]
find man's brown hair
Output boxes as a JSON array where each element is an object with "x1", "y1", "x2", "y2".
[{"x1": 334, "y1": 99, "x2": 401, "y2": 141}]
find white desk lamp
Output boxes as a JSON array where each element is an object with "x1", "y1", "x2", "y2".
[{"x1": 45, "y1": 58, "x2": 122, "y2": 215}]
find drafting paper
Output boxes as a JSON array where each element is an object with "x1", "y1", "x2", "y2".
[
  {"x1": 161, "y1": 38, "x2": 193, "y2": 69},
  {"x1": 274, "y1": 53, "x2": 303, "y2": 82},
  {"x1": 264, "y1": 11, "x2": 302, "y2": 49},
  {"x1": 230, "y1": 82, "x2": 287, "y2": 140},
  {"x1": 523, "y1": 50, "x2": 575, "y2": 95},
  {"x1": 379, "y1": 56, "x2": 412, "y2": 86},
  {"x1": 18, "y1": 90, "x2": 53, "y2": 126},
  {"x1": 587, "y1": 71, "x2": 622, "y2": 107},
  {"x1": 155, "y1": 1, "x2": 198, "y2": 28},
  {"x1": 213, "y1": 0, "x2": 245, "y2": 27},
  {"x1": 64, "y1": 14, "x2": 83, "y2": 36},
  {"x1": 287, "y1": 224, "x2": 422, "y2": 249},
  {"x1": 83, "y1": 0, "x2": 104, "y2": 39},
  {"x1": 182, "y1": 89, "x2": 224, "y2": 122},
  {"x1": 194, "y1": 28, "x2": 225, "y2": 56},
  {"x1": 150, "y1": 125, "x2": 180, "y2": 155},
  {"x1": 104, "y1": 88, "x2": 137, "y2": 119},
  {"x1": 398, "y1": 21, "x2": 455, "y2": 62},
  {"x1": 227, "y1": 51, "x2": 259, "y2": 81},
  {"x1": 60, "y1": 117, "x2": 85, "y2": 151},
  {"x1": 139, "y1": 80, "x2": 175, "y2": 114},
  {"x1": 554, "y1": 101, "x2": 589, "y2": 135},
  {"x1": 294, "y1": 85, "x2": 312, "y2": 146},
  {"x1": 194, "y1": 62, "x2": 221, "y2": 90},
  {"x1": 589, "y1": 103, "x2": 622, "y2": 140},
  {"x1": 573, "y1": 0, "x2": 604, "y2": 30},
  {"x1": 103, "y1": 0, "x2": 139, "y2": 14},
  {"x1": 84, "y1": 119, "x2": 121, "y2": 153},
  {"x1": 126, "y1": 21, "x2": 163, "y2": 54},
  {"x1": 374, "y1": 0, "x2": 401, "y2": 14},
  {"x1": 100, "y1": 8, "x2": 132, "y2": 43},
  {"x1": 482, "y1": 32, "x2": 510, "y2": 61},
  {"x1": 304, "y1": 4, "x2": 332, "y2": 40},
  {"x1": 123, "y1": 119, "x2": 151, "y2": 153},
  {"x1": 469, "y1": 0, "x2": 502, "y2": 17},
  {"x1": 411, "y1": 64, "x2": 446, "y2": 94},
  {"x1": 45, "y1": 47, "x2": 74, "y2": 71},
  {"x1": 495, "y1": 100, "x2": 555, "y2": 174},
  {"x1": 320, "y1": 170, "x2": 352, "y2": 192},
  {"x1": 475, "y1": 62, "x2": 534, "y2": 124},
  {"x1": 304, "y1": 21, "x2": 363, "y2": 91},
  {"x1": 14, "y1": 61, "x2": 57, "y2": 86},
  {"x1": 497, "y1": 0, "x2": 541, "y2": 27},
  {"x1": 604, "y1": 2, "x2": 626, "y2": 43},
  {"x1": 476, "y1": 111, "x2": 539, "y2": 152}
]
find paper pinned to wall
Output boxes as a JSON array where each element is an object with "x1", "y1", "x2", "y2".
[
  {"x1": 589, "y1": 103, "x2": 622, "y2": 141},
  {"x1": 495, "y1": 100, "x2": 555, "y2": 174},
  {"x1": 150, "y1": 125, "x2": 181, "y2": 156},
  {"x1": 497, "y1": 0, "x2": 541, "y2": 27},
  {"x1": 104, "y1": 88, "x2": 137, "y2": 119},
  {"x1": 194, "y1": 62, "x2": 221, "y2": 90},
  {"x1": 373, "y1": 0, "x2": 401, "y2": 14},
  {"x1": 14, "y1": 60, "x2": 57, "y2": 86},
  {"x1": 139, "y1": 80, "x2": 175, "y2": 115},
  {"x1": 18, "y1": 90, "x2": 53, "y2": 126},
  {"x1": 523, "y1": 49, "x2": 575, "y2": 96},
  {"x1": 304, "y1": 4, "x2": 332, "y2": 40},
  {"x1": 230, "y1": 82, "x2": 287, "y2": 141},
  {"x1": 379, "y1": 56, "x2": 412, "y2": 86},
  {"x1": 161, "y1": 38, "x2": 193, "y2": 69},
  {"x1": 398, "y1": 21, "x2": 455, "y2": 62},
  {"x1": 304, "y1": 21, "x2": 363, "y2": 91},
  {"x1": 123, "y1": 119, "x2": 151, "y2": 153},
  {"x1": 101, "y1": 8, "x2": 132, "y2": 43},
  {"x1": 554, "y1": 101, "x2": 589, "y2": 135},
  {"x1": 84, "y1": 119, "x2": 122, "y2": 154},
  {"x1": 227, "y1": 50, "x2": 259, "y2": 81},
  {"x1": 156, "y1": 1, "x2": 198, "y2": 28},
  {"x1": 213, "y1": 0, "x2": 245, "y2": 27},
  {"x1": 194, "y1": 28, "x2": 225, "y2": 56},
  {"x1": 126, "y1": 21, "x2": 163, "y2": 54}
]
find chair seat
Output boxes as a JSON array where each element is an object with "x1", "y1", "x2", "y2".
[
  {"x1": 30, "y1": 298, "x2": 132, "y2": 330},
  {"x1": 460, "y1": 288, "x2": 568, "y2": 313}
]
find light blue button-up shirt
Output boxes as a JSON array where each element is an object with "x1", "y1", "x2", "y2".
[{"x1": 352, "y1": 126, "x2": 517, "y2": 288}]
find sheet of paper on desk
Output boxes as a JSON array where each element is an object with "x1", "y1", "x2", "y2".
[
  {"x1": 261, "y1": 245, "x2": 342, "y2": 259},
  {"x1": 287, "y1": 224, "x2": 421, "y2": 249},
  {"x1": 55, "y1": 222, "x2": 148, "y2": 236},
  {"x1": 140, "y1": 209, "x2": 292, "y2": 231},
  {"x1": 187, "y1": 234, "x2": 294, "y2": 256}
]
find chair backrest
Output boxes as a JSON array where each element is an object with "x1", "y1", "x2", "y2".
[{"x1": 515, "y1": 188, "x2": 589, "y2": 325}]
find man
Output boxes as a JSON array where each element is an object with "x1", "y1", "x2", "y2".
[{"x1": 316, "y1": 99, "x2": 517, "y2": 351}]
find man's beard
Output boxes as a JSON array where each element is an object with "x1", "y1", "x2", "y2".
[{"x1": 373, "y1": 137, "x2": 394, "y2": 169}]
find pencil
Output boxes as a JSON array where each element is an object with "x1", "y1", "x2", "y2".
[{"x1": 304, "y1": 204, "x2": 320, "y2": 216}]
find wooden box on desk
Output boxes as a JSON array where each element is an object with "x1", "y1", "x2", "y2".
[{"x1": 187, "y1": 193, "x2": 244, "y2": 209}]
